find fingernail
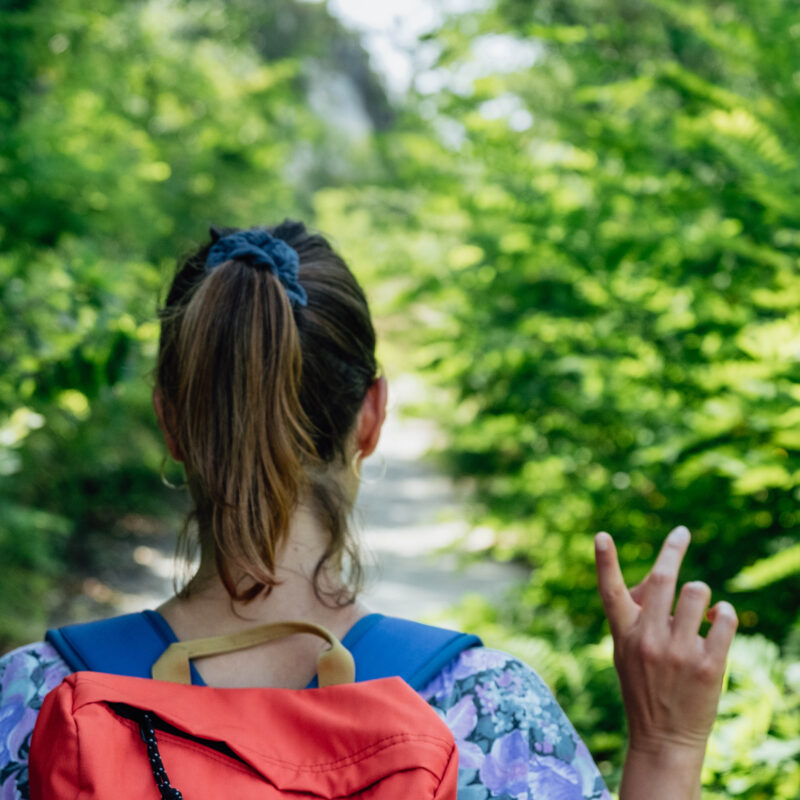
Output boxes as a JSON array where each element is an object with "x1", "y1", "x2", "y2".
[
  {"x1": 595, "y1": 532, "x2": 610, "y2": 551},
  {"x1": 669, "y1": 525, "x2": 690, "y2": 544},
  {"x1": 717, "y1": 601, "x2": 737, "y2": 620}
]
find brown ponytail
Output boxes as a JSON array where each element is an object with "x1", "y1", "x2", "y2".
[{"x1": 157, "y1": 220, "x2": 376, "y2": 604}]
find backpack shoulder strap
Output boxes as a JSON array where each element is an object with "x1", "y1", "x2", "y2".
[
  {"x1": 338, "y1": 613, "x2": 482, "y2": 690},
  {"x1": 45, "y1": 611, "x2": 205, "y2": 685},
  {"x1": 47, "y1": 611, "x2": 481, "y2": 691}
]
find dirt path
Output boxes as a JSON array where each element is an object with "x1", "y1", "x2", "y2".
[{"x1": 357, "y1": 375, "x2": 528, "y2": 623}]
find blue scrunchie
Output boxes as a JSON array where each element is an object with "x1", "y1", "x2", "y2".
[{"x1": 205, "y1": 229, "x2": 308, "y2": 308}]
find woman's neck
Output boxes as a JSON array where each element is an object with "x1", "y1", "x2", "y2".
[{"x1": 158, "y1": 503, "x2": 369, "y2": 642}]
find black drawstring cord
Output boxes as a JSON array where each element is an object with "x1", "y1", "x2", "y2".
[{"x1": 138, "y1": 711, "x2": 184, "y2": 800}]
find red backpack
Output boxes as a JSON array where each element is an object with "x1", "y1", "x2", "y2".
[{"x1": 30, "y1": 614, "x2": 479, "y2": 799}]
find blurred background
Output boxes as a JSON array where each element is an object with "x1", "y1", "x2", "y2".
[{"x1": 2, "y1": 0, "x2": 799, "y2": 796}]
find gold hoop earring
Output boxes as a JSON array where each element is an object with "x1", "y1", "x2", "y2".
[
  {"x1": 350, "y1": 449, "x2": 363, "y2": 481},
  {"x1": 357, "y1": 452, "x2": 388, "y2": 485},
  {"x1": 160, "y1": 454, "x2": 187, "y2": 490}
]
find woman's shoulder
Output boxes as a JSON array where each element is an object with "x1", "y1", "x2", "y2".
[
  {"x1": 419, "y1": 645, "x2": 559, "y2": 718},
  {"x1": 420, "y1": 646, "x2": 611, "y2": 800},
  {"x1": 0, "y1": 640, "x2": 71, "y2": 693},
  {"x1": 0, "y1": 641, "x2": 71, "y2": 728},
  {"x1": 0, "y1": 641, "x2": 71, "y2": 798}
]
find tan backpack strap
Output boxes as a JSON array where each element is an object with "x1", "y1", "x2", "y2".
[{"x1": 151, "y1": 620, "x2": 355, "y2": 687}]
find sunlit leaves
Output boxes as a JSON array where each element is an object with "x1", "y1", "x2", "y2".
[
  {"x1": 728, "y1": 544, "x2": 800, "y2": 592},
  {"x1": 0, "y1": 0, "x2": 364, "y2": 647},
  {"x1": 365, "y1": 0, "x2": 800, "y2": 644},
  {"x1": 321, "y1": 2, "x2": 800, "y2": 793},
  {"x1": 704, "y1": 634, "x2": 800, "y2": 798}
]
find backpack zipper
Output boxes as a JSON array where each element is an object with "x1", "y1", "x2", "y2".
[{"x1": 109, "y1": 703, "x2": 255, "y2": 797}]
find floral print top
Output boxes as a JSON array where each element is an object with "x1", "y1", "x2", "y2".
[{"x1": 0, "y1": 641, "x2": 610, "y2": 800}]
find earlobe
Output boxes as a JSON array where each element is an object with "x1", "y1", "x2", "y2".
[{"x1": 153, "y1": 387, "x2": 184, "y2": 462}]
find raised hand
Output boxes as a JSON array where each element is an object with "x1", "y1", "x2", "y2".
[{"x1": 594, "y1": 526, "x2": 738, "y2": 800}]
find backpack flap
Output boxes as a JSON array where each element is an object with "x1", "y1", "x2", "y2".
[{"x1": 30, "y1": 673, "x2": 458, "y2": 800}]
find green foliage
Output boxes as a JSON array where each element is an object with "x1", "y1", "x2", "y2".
[
  {"x1": 0, "y1": 0, "x2": 379, "y2": 648},
  {"x1": 317, "y1": 1, "x2": 800, "y2": 795},
  {"x1": 728, "y1": 542, "x2": 800, "y2": 592},
  {"x1": 322, "y1": 0, "x2": 800, "y2": 639},
  {"x1": 704, "y1": 634, "x2": 800, "y2": 799}
]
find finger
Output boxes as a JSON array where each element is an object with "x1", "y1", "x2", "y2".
[
  {"x1": 642, "y1": 526, "x2": 691, "y2": 627},
  {"x1": 705, "y1": 601, "x2": 738, "y2": 663},
  {"x1": 595, "y1": 532, "x2": 638, "y2": 636},
  {"x1": 672, "y1": 581, "x2": 711, "y2": 651}
]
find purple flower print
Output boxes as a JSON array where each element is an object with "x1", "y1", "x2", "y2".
[
  {"x1": 496, "y1": 669, "x2": 516, "y2": 689},
  {"x1": 475, "y1": 682, "x2": 499, "y2": 716},
  {"x1": 444, "y1": 696, "x2": 485, "y2": 771},
  {"x1": 527, "y1": 755, "x2": 584, "y2": 800},
  {"x1": 0, "y1": 699, "x2": 25, "y2": 765},
  {"x1": 445, "y1": 695, "x2": 477, "y2": 740},
  {"x1": 7, "y1": 706, "x2": 37, "y2": 759},
  {"x1": 534, "y1": 739, "x2": 554, "y2": 755},
  {"x1": 458, "y1": 739, "x2": 486, "y2": 772},
  {"x1": 0, "y1": 643, "x2": 72, "y2": 800},
  {"x1": 453, "y1": 648, "x2": 510, "y2": 680},
  {"x1": 479, "y1": 729, "x2": 531, "y2": 796}
]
